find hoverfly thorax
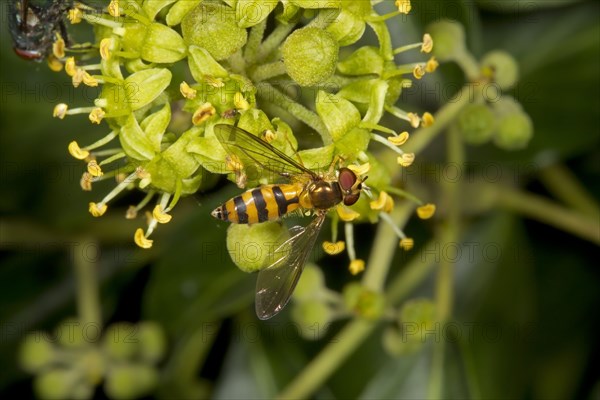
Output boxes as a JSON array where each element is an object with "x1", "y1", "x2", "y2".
[{"x1": 338, "y1": 167, "x2": 364, "y2": 206}]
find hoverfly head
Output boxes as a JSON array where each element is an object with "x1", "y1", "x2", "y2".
[{"x1": 338, "y1": 168, "x2": 367, "y2": 206}]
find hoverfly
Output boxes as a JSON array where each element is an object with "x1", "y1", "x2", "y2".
[
  {"x1": 8, "y1": 0, "x2": 72, "y2": 61},
  {"x1": 211, "y1": 124, "x2": 366, "y2": 320}
]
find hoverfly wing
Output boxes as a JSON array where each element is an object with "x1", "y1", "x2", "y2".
[
  {"x1": 255, "y1": 214, "x2": 326, "y2": 320},
  {"x1": 213, "y1": 124, "x2": 317, "y2": 182}
]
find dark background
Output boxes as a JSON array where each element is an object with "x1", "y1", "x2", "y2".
[{"x1": 1, "y1": 1, "x2": 599, "y2": 398}]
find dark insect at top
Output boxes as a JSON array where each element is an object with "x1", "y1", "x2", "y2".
[{"x1": 8, "y1": 0, "x2": 73, "y2": 61}]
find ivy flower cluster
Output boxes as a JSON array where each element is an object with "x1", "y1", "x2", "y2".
[{"x1": 49, "y1": 0, "x2": 437, "y2": 277}]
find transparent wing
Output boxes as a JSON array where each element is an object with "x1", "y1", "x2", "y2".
[
  {"x1": 255, "y1": 214, "x2": 326, "y2": 320},
  {"x1": 213, "y1": 124, "x2": 317, "y2": 181}
]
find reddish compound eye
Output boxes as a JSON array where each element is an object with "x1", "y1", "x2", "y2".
[
  {"x1": 338, "y1": 168, "x2": 357, "y2": 191},
  {"x1": 343, "y1": 192, "x2": 360, "y2": 206}
]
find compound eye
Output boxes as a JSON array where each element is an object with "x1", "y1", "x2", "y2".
[
  {"x1": 343, "y1": 192, "x2": 360, "y2": 206},
  {"x1": 338, "y1": 168, "x2": 357, "y2": 192}
]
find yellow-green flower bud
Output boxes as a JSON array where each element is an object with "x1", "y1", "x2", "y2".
[
  {"x1": 293, "y1": 264, "x2": 325, "y2": 301},
  {"x1": 455, "y1": 103, "x2": 496, "y2": 145},
  {"x1": 104, "y1": 364, "x2": 158, "y2": 400},
  {"x1": 19, "y1": 333, "x2": 55, "y2": 373},
  {"x1": 426, "y1": 20, "x2": 466, "y2": 61},
  {"x1": 481, "y1": 50, "x2": 519, "y2": 90},
  {"x1": 34, "y1": 368, "x2": 80, "y2": 400},
  {"x1": 282, "y1": 27, "x2": 339, "y2": 87},
  {"x1": 291, "y1": 300, "x2": 332, "y2": 340},
  {"x1": 137, "y1": 322, "x2": 167, "y2": 364},
  {"x1": 102, "y1": 323, "x2": 138, "y2": 361},
  {"x1": 226, "y1": 222, "x2": 289, "y2": 272},
  {"x1": 493, "y1": 112, "x2": 533, "y2": 150},
  {"x1": 343, "y1": 282, "x2": 385, "y2": 320},
  {"x1": 182, "y1": 3, "x2": 248, "y2": 60}
]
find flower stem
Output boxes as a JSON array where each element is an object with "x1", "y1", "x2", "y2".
[
  {"x1": 402, "y1": 83, "x2": 481, "y2": 155},
  {"x1": 244, "y1": 18, "x2": 267, "y2": 64},
  {"x1": 538, "y1": 162, "x2": 600, "y2": 218},
  {"x1": 362, "y1": 203, "x2": 413, "y2": 292},
  {"x1": 250, "y1": 61, "x2": 287, "y2": 82},
  {"x1": 277, "y1": 319, "x2": 376, "y2": 400},
  {"x1": 278, "y1": 212, "x2": 434, "y2": 400},
  {"x1": 428, "y1": 119, "x2": 464, "y2": 400},
  {"x1": 257, "y1": 82, "x2": 331, "y2": 144},
  {"x1": 494, "y1": 186, "x2": 600, "y2": 245},
  {"x1": 73, "y1": 237, "x2": 102, "y2": 330},
  {"x1": 257, "y1": 22, "x2": 296, "y2": 61}
]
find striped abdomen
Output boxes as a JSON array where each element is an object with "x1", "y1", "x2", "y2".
[{"x1": 211, "y1": 184, "x2": 302, "y2": 224}]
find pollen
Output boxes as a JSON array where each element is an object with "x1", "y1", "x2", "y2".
[
  {"x1": 53, "y1": 104, "x2": 69, "y2": 119},
  {"x1": 262, "y1": 129, "x2": 277, "y2": 143},
  {"x1": 192, "y1": 103, "x2": 216, "y2": 125},
  {"x1": 72, "y1": 69, "x2": 85, "y2": 87},
  {"x1": 323, "y1": 241, "x2": 345, "y2": 255},
  {"x1": 65, "y1": 57, "x2": 77, "y2": 76},
  {"x1": 426, "y1": 57, "x2": 439, "y2": 73},
  {"x1": 395, "y1": 0, "x2": 412, "y2": 14},
  {"x1": 421, "y1": 112, "x2": 435, "y2": 127},
  {"x1": 89, "y1": 108, "x2": 105, "y2": 124},
  {"x1": 206, "y1": 76, "x2": 225, "y2": 88},
  {"x1": 80, "y1": 172, "x2": 93, "y2": 191},
  {"x1": 87, "y1": 160, "x2": 104, "y2": 177},
  {"x1": 82, "y1": 72, "x2": 98, "y2": 87},
  {"x1": 126, "y1": 206, "x2": 138, "y2": 219},
  {"x1": 68, "y1": 7, "x2": 83, "y2": 24},
  {"x1": 421, "y1": 33, "x2": 433, "y2": 53},
  {"x1": 349, "y1": 259, "x2": 365, "y2": 275},
  {"x1": 337, "y1": 205, "x2": 360, "y2": 222},
  {"x1": 399, "y1": 237, "x2": 414, "y2": 251},
  {"x1": 234, "y1": 92, "x2": 250, "y2": 110},
  {"x1": 152, "y1": 205, "x2": 172, "y2": 224},
  {"x1": 47, "y1": 55, "x2": 63, "y2": 72},
  {"x1": 225, "y1": 154, "x2": 244, "y2": 172},
  {"x1": 413, "y1": 64, "x2": 426, "y2": 80},
  {"x1": 89, "y1": 202, "x2": 108, "y2": 217},
  {"x1": 52, "y1": 36, "x2": 66, "y2": 59},
  {"x1": 134, "y1": 228, "x2": 153, "y2": 249},
  {"x1": 180, "y1": 81, "x2": 197, "y2": 99},
  {"x1": 416, "y1": 203, "x2": 436, "y2": 219},
  {"x1": 108, "y1": 0, "x2": 120, "y2": 17},
  {"x1": 68, "y1": 141, "x2": 90, "y2": 159},
  {"x1": 397, "y1": 153, "x2": 415, "y2": 167},
  {"x1": 388, "y1": 131, "x2": 409, "y2": 146},
  {"x1": 99, "y1": 38, "x2": 112, "y2": 60},
  {"x1": 370, "y1": 191, "x2": 394, "y2": 213},
  {"x1": 347, "y1": 163, "x2": 371, "y2": 176},
  {"x1": 407, "y1": 112, "x2": 421, "y2": 128}
]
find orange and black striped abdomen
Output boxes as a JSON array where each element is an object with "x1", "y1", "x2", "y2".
[{"x1": 211, "y1": 184, "x2": 302, "y2": 224}]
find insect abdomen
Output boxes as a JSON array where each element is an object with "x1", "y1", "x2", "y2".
[{"x1": 212, "y1": 185, "x2": 301, "y2": 224}]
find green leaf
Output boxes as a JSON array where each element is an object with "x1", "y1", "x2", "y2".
[
  {"x1": 140, "y1": 103, "x2": 171, "y2": 152},
  {"x1": 316, "y1": 91, "x2": 361, "y2": 141},
  {"x1": 236, "y1": 0, "x2": 279, "y2": 28},
  {"x1": 165, "y1": 0, "x2": 203, "y2": 26},
  {"x1": 142, "y1": 22, "x2": 187, "y2": 63},
  {"x1": 188, "y1": 46, "x2": 229, "y2": 82},
  {"x1": 120, "y1": 114, "x2": 157, "y2": 161},
  {"x1": 337, "y1": 46, "x2": 384, "y2": 75},
  {"x1": 326, "y1": 8, "x2": 366, "y2": 46},
  {"x1": 125, "y1": 68, "x2": 172, "y2": 111},
  {"x1": 143, "y1": 0, "x2": 177, "y2": 21}
]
